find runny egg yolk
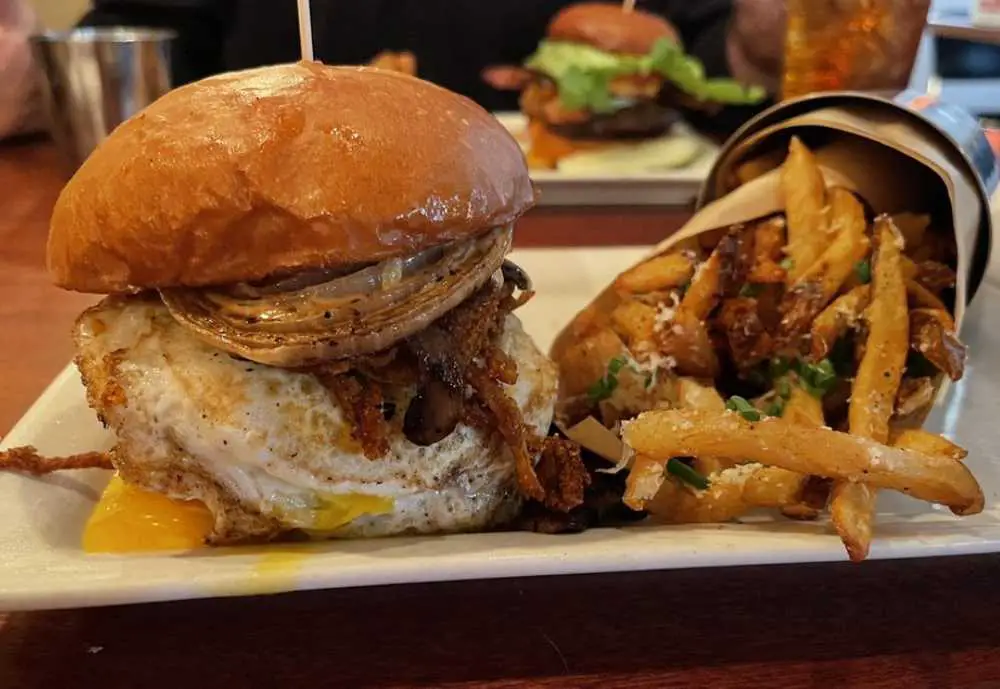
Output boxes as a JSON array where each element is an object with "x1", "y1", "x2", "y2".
[
  {"x1": 83, "y1": 475, "x2": 214, "y2": 553},
  {"x1": 83, "y1": 475, "x2": 396, "y2": 553}
]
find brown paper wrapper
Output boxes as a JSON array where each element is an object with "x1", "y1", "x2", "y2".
[{"x1": 552, "y1": 98, "x2": 989, "y2": 463}]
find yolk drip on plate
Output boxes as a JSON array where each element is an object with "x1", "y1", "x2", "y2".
[{"x1": 83, "y1": 475, "x2": 395, "y2": 553}]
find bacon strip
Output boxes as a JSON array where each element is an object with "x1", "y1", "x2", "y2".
[
  {"x1": 0, "y1": 446, "x2": 113, "y2": 474},
  {"x1": 315, "y1": 372, "x2": 390, "y2": 459}
]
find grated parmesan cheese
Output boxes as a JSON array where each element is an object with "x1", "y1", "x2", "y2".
[
  {"x1": 654, "y1": 292, "x2": 682, "y2": 332},
  {"x1": 866, "y1": 445, "x2": 884, "y2": 468},
  {"x1": 690, "y1": 260, "x2": 708, "y2": 285},
  {"x1": 712, "y1": 463, "x2": 764, "y2": 485}
]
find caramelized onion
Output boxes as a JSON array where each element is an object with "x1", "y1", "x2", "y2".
[{"x1": 161, "y1": 226, "x2": 513, "y2": 367}]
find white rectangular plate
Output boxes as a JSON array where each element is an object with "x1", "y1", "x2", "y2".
[
  {"x1": 494, "y1": 112, "x2": 717, "y2": 207},
  {"x1": 2, "y1": 247, "x2": 999, "y2": 612}
]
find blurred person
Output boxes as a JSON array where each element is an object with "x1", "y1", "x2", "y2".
[
  {"x1": 0, "y1": 0, "x2": 41, "y2": 140},
  {"x1": 80, "y1": 0, "x2": 784, "y2": 130}
]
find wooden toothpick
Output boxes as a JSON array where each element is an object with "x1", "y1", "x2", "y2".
[{"x1": 297, "y1": 0, "x2": 314, "y2": 61}]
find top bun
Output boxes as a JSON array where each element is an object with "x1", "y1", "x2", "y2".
[
  {"x1": 48, "y1": 62, "x2": 535, "y2": 294},
  {"x1": 548, "y1": 3, "x2": 681, "y2": 55}
]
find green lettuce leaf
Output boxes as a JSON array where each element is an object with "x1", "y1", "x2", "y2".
[{"x1": 524, "y1": 39, "x2": 765, "y2": 114}]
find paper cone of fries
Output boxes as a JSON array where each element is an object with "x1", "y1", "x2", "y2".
[{"x1": 549, "y1": 91, "x2": 993, "y2": 561}]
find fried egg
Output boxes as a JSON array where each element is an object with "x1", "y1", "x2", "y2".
[{"x1": 75, "y1": 297, "x2": 557, "y2": 547}]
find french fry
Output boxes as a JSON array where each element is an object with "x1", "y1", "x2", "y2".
[
  {"x1": 643, "y1": 476, "x2": 735, "y2": 522},
  {"x1": 654, "y1": 233, "x2": 744, "y2": 378},
  {"x1": 890, "y1": 428, "x2": 967, "y2": 462},
  {"x1": 734, "y1": 149, "x2": 785, "y2": 186},
  {"x1": 782, "y1": 136, "x2": 830, "y2": 283},
  {"x1": 894, "y1": 376, "x2": 937, "y2": 419},
  {"x1": 610, "y1": 299, "x2": 658, "y2": 351},
  {"x1": 654, "y1": 309, "x2": 720, "y2": 379},
  {"x1": 902, "y1": 257, "x2": 956, "y2": 294},
  {"x1": 679, "y1": 228, "x2": 749, "y2": 320},
  {"x1": 676, "y1": 377, "x2": 726, "y2": 412},
  {"x1": 830, "y1": 483, "x2": 875, "y2": 562},
  {"x1": 680, "y1": 253, "x2": 722, "y2": 320},
  {"x1": 907, "y1": 280, "x2": 954, "y2": 326},
  {"x1": 555, "y1": 328, "x2": 627, "y2": 399},
  {"x1": 809, "y1": 284, "x2": 871, "y2": 361},
  {"x1": 718, "y1": 297, "x2": 774, "y2": 368},
  {"x1": 624, "y1": 455, "x2": 667, "y2": 511},
  {"x1": 847, "y1": 217, "x2": 908, "y2": 442},
  {"x1": 645, "y1": 464, "x2": 802, "y2": 522},
  {"x1": 748, "y1": 216, "x2": 787, "y2": 284},
  {"x1": 833, "y1": 216, "x2": 909, "y2": 561},
  {"x1": 755, "y1": 385, "x2": 825, "y2": 518},
  {"x1": 783, "y1": 384, "x2": 825, "y2": 426},
  {"x1": 910, "y1": 308, "x2": 967, "y2": 381},
  {"x1": 914, "y1": 260, "x2": 957, "y2": 294},
  {"x1": 779, "y1": 188, "x2": 870, "y2": 344},
  {"x1": 675, "y1": 378, "x2": 729, "y2": 474},
  {"x1": 615, "y1": 252, "x2": 695, "y2": 295},
  {"x1": 742, "y1": 465, "x2": 816, "y2": 509},
  {"x1": 622, "y1": 409, "x2": 983, "y2": 515}
]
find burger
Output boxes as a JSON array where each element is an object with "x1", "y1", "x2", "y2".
[
  {"x1": 23, "y1": 62, "x2": 587, "y2": 550},
  {"x1": 494, "y1": 2, "x2": 765, "y2": 171}
]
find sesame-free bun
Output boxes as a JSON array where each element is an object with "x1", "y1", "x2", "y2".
[
  {"x1": 547, "y1": 3, "x2": 681, "y2": 55},
  {"x1": 48, "y1": 62, "x2": 535, "y2": 294}
]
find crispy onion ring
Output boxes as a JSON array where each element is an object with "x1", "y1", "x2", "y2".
[{"x1": 161, "y1": 226, "x2": 513, "y2": 367}]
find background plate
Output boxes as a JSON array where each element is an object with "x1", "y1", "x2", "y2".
[
  {"x1": 494, "y1": 113, "x2": 717, "y2": 207},
  {"x1": 1, "y1": 247, "x2": 998, "y2": 612}
]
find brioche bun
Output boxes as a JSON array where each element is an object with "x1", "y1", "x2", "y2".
[
  {"x1": 548, "y1": 3, "x2": 681, "y2": 56},
  {"x1": 48, "y1": 62, "x2": 535, "y2": 294}
]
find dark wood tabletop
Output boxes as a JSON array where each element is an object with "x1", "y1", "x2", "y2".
[{"x1": 2, "y1": 140, "x2": 1000, "y2": 689}]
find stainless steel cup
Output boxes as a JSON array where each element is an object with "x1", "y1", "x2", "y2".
[{"x1": 30, "y1": 28, "x2": 175, "y2": 169}]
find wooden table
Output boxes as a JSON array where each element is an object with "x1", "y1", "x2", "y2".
[{"x1": 3, "y1": 140, "x2": 1000, "y2": 689}]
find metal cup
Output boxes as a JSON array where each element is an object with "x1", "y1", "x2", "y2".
[{"x1": 30, "y1": 28, "x2": 175, "y2": 170}]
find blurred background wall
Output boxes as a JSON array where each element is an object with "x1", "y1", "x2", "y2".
[{"x1": 31, "y1": 0, "x2": 87, "y2": 29}]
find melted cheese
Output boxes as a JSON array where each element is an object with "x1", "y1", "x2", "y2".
[{"x1": 83, "y1": 475, "x2": 396, "y2": 553}]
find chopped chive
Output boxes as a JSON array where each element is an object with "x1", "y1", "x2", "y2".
[
  {"x1": 726, "y1": 395, "x2": 762, "y2": 421},
  {"x1": 780, "y1": 257, "x2": 794, "y2": 271},
  {"x1": 586, "y1": 377, "x2": 616, "y2": 402},
  {"x1": 587, "y1": 355, "x2": 627, "y2": 402},
  {"x1": 765, "y1": 399, "x2": 785, "y2": 417},
  {"x1": 854, "y1": 259, "x2": 872, "y2": 284},
  {"x1": 667, "y1": 458, "x2": 710, "y2": 490},
  {"x1": 795, "y1": 358, "x2": 838, "y2": 398}
]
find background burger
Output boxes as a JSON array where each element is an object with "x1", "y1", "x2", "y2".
[
  {"x1": 491, "y1": 2, "x2": 765, "y2": 171},
  {"x1": 7, "y1": 61, "x2": 587, "y2": 550}
]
